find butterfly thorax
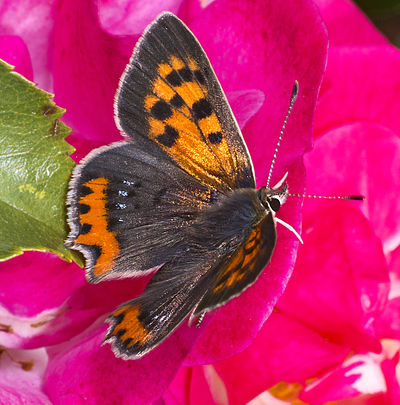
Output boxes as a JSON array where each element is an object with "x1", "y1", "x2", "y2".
[{"x1": 185, "y1": 188, "x2": 270, "y2": 254}]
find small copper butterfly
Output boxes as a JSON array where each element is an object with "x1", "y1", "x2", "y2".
[{"x1": 66, "y1": 12, "x2": 362, "y2": 359}]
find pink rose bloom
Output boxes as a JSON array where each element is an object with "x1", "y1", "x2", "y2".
[{"x1": 0, "y1": 0, "x2": 398, "y2": 404}]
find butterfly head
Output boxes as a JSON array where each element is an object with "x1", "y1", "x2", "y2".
[{"x1": 257, "y1": 182, "x2": 288, "y2": 213}]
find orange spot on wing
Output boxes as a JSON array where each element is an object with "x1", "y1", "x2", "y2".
[
  {"x1": 153, "y1": 78, "x2": 175, "y2": 101},
  {"x1": 148, "y1": 117, "x2": 165, "y2": 136},
  {"x1": 170, "y1": 56, "x2": 185, "y2": 70},
  {"x1": 158, "y1": 63, "x2": 173, "y2": 77},
  {"x1": 144, "y1": 95, "x2": 158, "y2": 111},
  {"x1": 198, "y1": 112, "x2": 222, "y2": 136},
  {"x1": 197, "y1": 112, "x2": 235, "y2": 175},
  {"x1": 188, "y1": 58, "x2": 199, "y2": 71},
  {"x1": 166, "y1": 110, "x2": 198, "y2": 136},
  {"x1": 181, "y1": 106, "x2": 190, "y2": 116},
  {"x1": 213, "y1": 227, "x2": 261, "y2": 292},
  {"x1": 162, "y1": 111, "x2": 223, "y2": 183},
  {"x1": 110, "y1": 305, "x2": 152, "y2": 347},
  {"x1": 75, "y1": 178, "x2": 120, "y2": 277},
  {"x1": 176, "y1": 81, "x2": 205, "y2": 106}
]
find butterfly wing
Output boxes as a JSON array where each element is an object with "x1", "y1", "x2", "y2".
[
  {"x1": 193, "y1": 213, "x2": 277, "y2": 317},
  {"x1": 105, "y1": 191, "x2": 277, "y2": 359},
  {"x1": 66, "y1": 139, "x2": 216, "y2": 282},
  {"x1": 115, "y1": 12, "x2": 255, "y2": 191},
  {"x1": 104, "y1": 257, "x2": 218, "y2": 359}
]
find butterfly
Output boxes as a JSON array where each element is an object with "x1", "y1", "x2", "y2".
[{"x1": 66, "y1": 12, "x2": 301, "y2": 359}]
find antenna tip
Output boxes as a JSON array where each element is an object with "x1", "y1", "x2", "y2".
[
  {"x1": 347, "y1": 195, "x2": 365, "y2": 201},
  {"x1": 291, "y1": 80, "x2": 299, "y2": 102}
]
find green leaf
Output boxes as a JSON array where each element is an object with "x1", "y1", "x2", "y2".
[{"x1": 0, "y1": 59, "x2": 80, "y2": 264}]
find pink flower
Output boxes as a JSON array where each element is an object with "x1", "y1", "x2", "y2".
[{"x1": 0, "y1": 0, "x2": 398, "y2": 403}]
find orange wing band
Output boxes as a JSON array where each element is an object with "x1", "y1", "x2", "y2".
[
  {"x1": 75, "y1": 178, "x2": 120, "y2": 277},
  {"x1": 109, "y1": 305, "x2": 153, "y2": 348},
  {"x1": 213, "y1": 226, "x2": 262, "y2": 292}
]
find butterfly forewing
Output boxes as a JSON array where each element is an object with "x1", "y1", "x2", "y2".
[
  {"x1": 66, "y1": 139, "x2": 217, "y2": 282},
  {"x1": 116, "y1": 12, "x2": 255, "y2": 191}
]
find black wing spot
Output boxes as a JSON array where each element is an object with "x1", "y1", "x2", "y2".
[
  {"x1": 208, "y1": 132, "x2": 223, "y2": 144},
  {"x1": 78, "y1": 203, "x2": 90, "y2": 215},
  {"x1": 80, "y1": 223, "x2": 92, "y2": 234},
  {"x1": 178, "y1": 67, "x2": 193, "y2": 82},
  {"x1": 115, "y1": 329, "x2": 127, "y2": 339},
  {"x1": 192, "y1": 98, "x2": 213, "y2": 119},
  {"x1": 122, "y1": 338, "x2": 133, "y2": 347},
  {"x1": 90, "y1": 245, "x2": 102, "y2": 262},
  {"x1": 170, "y1": 94, "x2": 184, "y2": 108},
  {"x1": 165, "y1": 70, "x2": 182, "y2": 86},
  {"x1": 80, "y1": 185, "x2": 93, "y2": 197},
  {"x1": 157, "y1": 125, "x2": 179, "y2": 147},
  {"x1": 151, "y1": 100, "x2": 173, "y2": 120}
]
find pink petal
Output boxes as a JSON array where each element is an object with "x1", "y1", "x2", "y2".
[
  {"x1": 0, "y1": 0, "x2": 54, "y2": 89},
  {"x1": 381, "y1": 352, "x2": 400, "y2": 403},
  {"x1": 98, "y1": 0, "x2": 183, "y2": 35},
  {"x1": 25, "y1": 273, "x2": 150, "y2": 349},
  {"x1": 186, "y1": 0, "x2": 327, "y2": 364},
  {"x1": 304, "y1": 123, "x2": 400, "y2": 253},
  {"x1": 0, "y1": 256, "x2": 146, "y2": 350},
  {"x1": 227, "y1": 89, "x2": 265, "y2": 130},
  {"x1": 162, "y1": 366, "x2": 192, "y2": 405},
  {"x1": 163, "y1": 365, "x2": 221, "y2": 405},
  {"x1": 374, "y1": 298, "x2": 400, "y2": 340},
  {"x1": 300, "y1": 361, "x2": 365, "y2": 404},
  {"x1": 52, "y1": 0, "x2": 135, "y2": 144},
  {"x1": 68, "y1": 132, "x2": 109, "y2": 163},
  {"x1": 389, "y1": 244, "x2": 400, "y2": 296},
  {"x1": 278, "y1": 203, "x2": 388, "y2": 352},
  {"x1": 0, "y1": 252, "x2": 83, "y2": 317},
  {"x1": 44, "y1": 321, "x2": 200, "y2": 405},
  {"x1": 314, "y1": 0, "x2": 388, "y2": 46},
  {"x1": 0, "y1": 35, "x2": 33, "y2": 80},
  {"x1": 211, "y1": 311, "x2": 349, "y2": 405},
  {"x1": 315, "y1": 47, "x2": 400, "y2": 140},
  {"x1": 0, "y1": 347, "x2": 50, "y2": 404},
  {"x1": 0, "y1": 253, "x2": 83, "y2": 349}
]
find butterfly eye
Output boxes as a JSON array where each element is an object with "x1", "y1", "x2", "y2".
[{"x1": 269, "y1": 197, "x2": 281, "y2": 212}]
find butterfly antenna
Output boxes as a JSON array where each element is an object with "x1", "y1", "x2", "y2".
[
  {"x1": 266, "y1": 81, "x2": 299, "y2": 188},
  {"x1": 288, "y1": 193, "x2": 365, "y2": 200}
]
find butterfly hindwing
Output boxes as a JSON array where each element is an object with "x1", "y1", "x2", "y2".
[
  {"x1": 116, "y1": 12, "x2": 255, "y2": 191},
  {"x1": 104, "y1": 189, "x2": 277, "y2": 358},
  {"x1": 193, "y1": 212, "x2": 277, "y2": 316},
  {"x1": 67, "y1": 139, "x2": 217, "y2": 282},
  {"x1": 105, "y1": 257, "x2": 217, "y2": 359}
]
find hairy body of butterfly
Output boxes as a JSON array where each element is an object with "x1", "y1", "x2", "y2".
[{"x1": 66, "y1": 12, "x2": 291, "y2": 359}]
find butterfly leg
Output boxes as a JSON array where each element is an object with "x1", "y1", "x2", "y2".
[{"x1": 195, "y1": 312, "x2": 206, "y2": 328}]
